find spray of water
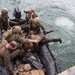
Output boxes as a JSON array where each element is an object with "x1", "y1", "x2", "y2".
[{"x1": 55, "y1": 17, "x2": 74, "y2": 30}]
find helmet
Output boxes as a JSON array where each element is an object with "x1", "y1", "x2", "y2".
[
  {"x1": 23, "y1": 64, "x2": 31, "y2": 71},
  {"x1": 13, "y1": 7, "x2": 21, "y2": 19},
  {"x1": 11, "y1": 26, "x2": 22, "y2": 34},
  {"x1": 34, "y1": 17, "x2": 41, "y2": 23},
  {"x1": 9, "y1": 41, "x2": 19, "y2": 50},
  {"x1": 1, "y1": 8, "x2": 8, "y2": 14}
]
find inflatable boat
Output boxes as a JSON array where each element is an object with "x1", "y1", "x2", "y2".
[
  {"x1": 0, "y1": 7, "x2": 58, "y2": 75},
  {"x1": 0, "y1": 39, "x2": 58, "y2": 75},
  {"x1": 38, "y1": 42, "x2": 58, "y2": 75}
]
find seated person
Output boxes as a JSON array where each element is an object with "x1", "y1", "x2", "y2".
[
  {"x1": 0, "y1": 40, "x2": 24, "y2": 75},
  {"x1": 24, "y1": 9, "x2": 38, "y2": 24},
  {"x1": 10, "y1": 7, "x2": 26, "y2": 27},
  {"x1": 0, "y1": 8, "x2": 10, "y2": 34},
  {"x1": 29, "y1": 17, "x2": 46, "y2": 34}
]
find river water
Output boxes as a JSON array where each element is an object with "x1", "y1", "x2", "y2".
[{"x1": 0, "y1": 0, "x2": 75, "y2": 72}]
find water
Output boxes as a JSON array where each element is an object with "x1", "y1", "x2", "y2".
[{"x1": 0, "y1": 0, "x2": 75, "y2": 72}]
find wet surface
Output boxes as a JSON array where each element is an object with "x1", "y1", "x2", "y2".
[{"x1": 0, "y1": 0, "x2": 75, "y2": 72}]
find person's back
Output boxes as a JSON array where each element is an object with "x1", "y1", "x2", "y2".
[
  {"x1": 0, "y1": 15, "x2": 9, "y2": 30},
  {"x1": 29, "y1": 32, "x2": 44, "y2": 44},
  {"x1": 0, "y1": 40, "x2": 25, "y2": 75},
  {"x1": 0, "y1": 39, "x2": 8, "y2": 57},
  {"x1": 29, "y1": 17, "x2": 45, "y2": 34},
  {"x1": 0, "y1": 8, "x2": 9, "y2": 34}
]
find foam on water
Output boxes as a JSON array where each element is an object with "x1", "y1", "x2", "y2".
[
  {"x1": 55, "y1": 17, "x2": 74, "y2": 30},
  {"x1": 0, "y1": 0, "x2": 75, "y2": 72}
]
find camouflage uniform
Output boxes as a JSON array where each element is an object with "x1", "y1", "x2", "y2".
[
  {"x1": 0, "y1": 40, "x2": 25, "y2": 75},
  {"x1": 0, "y1": 15, "x2": 9, "y2": 31},
  {"x1": 24, "y1": 9, "x2": 38, "y2": 24},
  {"x1": 3, "y1": 26, "x2": 37, "y2": 51},
  {"x1": 3, "y1": 30, "x2": 32, "y2": 52},
  {"x1": 0, "y1": 40, "x2": 14, "y2": 75},
  {"x1": 6, "y1": 34, "x2": 35, "y2": 51},
  {"x1": 0, "y1": 8, "x2": 10, "y2": 35},
  {"x1": 29, "y1": 17, "x2": 45, "y2": 34},
  {"x1": 30, "y1": 32, "x2": 62, "y2": 44}
]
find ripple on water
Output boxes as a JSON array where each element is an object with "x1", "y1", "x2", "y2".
[
  {"x1": 55, "y1": 17, "x2": 74, "y2": 30},
  {"x1": 6, "y1": 0, "x2": 21, "y2": 5}
]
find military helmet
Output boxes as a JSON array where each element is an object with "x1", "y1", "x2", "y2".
[
  {"x1": 11, "y1": 26, "x2": 22, "y2": 34},
  {"x1": 34, "y1": 17, "x2": 41, "y2": 23},
  {"x1": 1, "y1": 8, "x2": 9, "y2": 14},
  {"x1": 23, "y1": 64, "x2": 31, "y2": 71}
]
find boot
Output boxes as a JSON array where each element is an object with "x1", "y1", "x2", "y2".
[
  {"x1": 45, "y1": 37, "x2": 62, "y2": 43},
  {"x1": 58, "y1": 38, "x2": 62, "y2": 43}
]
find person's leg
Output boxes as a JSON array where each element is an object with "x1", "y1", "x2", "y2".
[
  {"x1": 10, "y1": 49, "x2": 25, "y2": 59},
  {"x1": 44, "y1": 37, "x2": 62, "y2": 43}
]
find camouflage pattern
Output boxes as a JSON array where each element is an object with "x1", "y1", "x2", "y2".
[
  {"x1": 0, "y1": 39, "x2": 25, "y2": 75},
  {"x1": 4, "y1": 50, "x2": 14, "y2": 75},
  {"x1": 2, "y1": 29, "x2": 12, "y2": 39},
  {"x1": 29, "y1": 17, "x2": 45, "y2": 34},
  {"x1": 29, "y1": 32, "x2": 62, "y2": 44},
  {"x1": 30, "y1": 32, "x2": 44, "y2": 44},
  {"x1": 0, "y1": 14, "x2": 9, "y2": 31},
  {"x1": 0, "y1": 41, "x2": 14, "y2": 75},
  {"x1": 3, "y1": 31, "x2": 35, "y2": 51},
  {"x1": 11, "y1": 26, "x2": 22, "y2": 34},
  {"x1": 4, "y1": 48, "x2": 24, "y2": 75}
]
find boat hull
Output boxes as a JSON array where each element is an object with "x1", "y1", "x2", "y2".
[{"x1": 38, "y1": 43, "x2": 58, "y2": 75}]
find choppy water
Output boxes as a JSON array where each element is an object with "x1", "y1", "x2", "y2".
[{"x1": 1, "y1": 0, "x2": 75, "y2": 72}]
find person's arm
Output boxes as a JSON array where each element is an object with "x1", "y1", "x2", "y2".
[
  {"x1": 4, "y1": 50, "x2": 14, "y2": 75},
  {"x1": 10, "y1": 49, "x2": 25, "y2": 59},
  {"x1": 40, "y1": 22, "x2": 46, "y2": 34},
  {"x1": 0, "y1": 17, "x2": 4, "y2": 33},
  {"x1": 26, "y1": 38, "x2": 38, "y2": 43},
  {"x1": 16, "y1": 36, "x2": 38, "y2": 44}
]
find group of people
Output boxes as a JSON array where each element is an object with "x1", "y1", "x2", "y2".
[{"x1": 0, "y1": 7, "x2": 62, "y2": 75}]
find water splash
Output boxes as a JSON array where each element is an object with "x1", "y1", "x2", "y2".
[{"x1": 55, "y1": 17, "x2": 74, "y2": 30}]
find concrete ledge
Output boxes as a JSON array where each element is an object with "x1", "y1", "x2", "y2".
[{"x1": 58, "y1": 66, "x2": 75, "y2": 75}]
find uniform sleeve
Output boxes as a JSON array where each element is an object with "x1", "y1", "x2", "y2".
[
  {"x1": 29, "y1": 18, "x2": 34, "y2": 25},
  {"x1": 16, "y1": 36, "x2": 36, "y2": 44},
  {"x1": 10, "y1": 49, "x2": 25, "y2": 59},
  {"x1": 4, "y1": 50, "x2": 14, "y2": 75},
  {"x1": 2, "y1": 30, "x2": 12, "y2": 39},
  {"x1": 16, "y1": 35, "x2": 26, "y2": 44},
  {"x1": 0, "y1": 16, "x2": 3, "y2": 30},
  {"x1": 40, "y1": 22, "x2": 45, "y2": 32}
]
